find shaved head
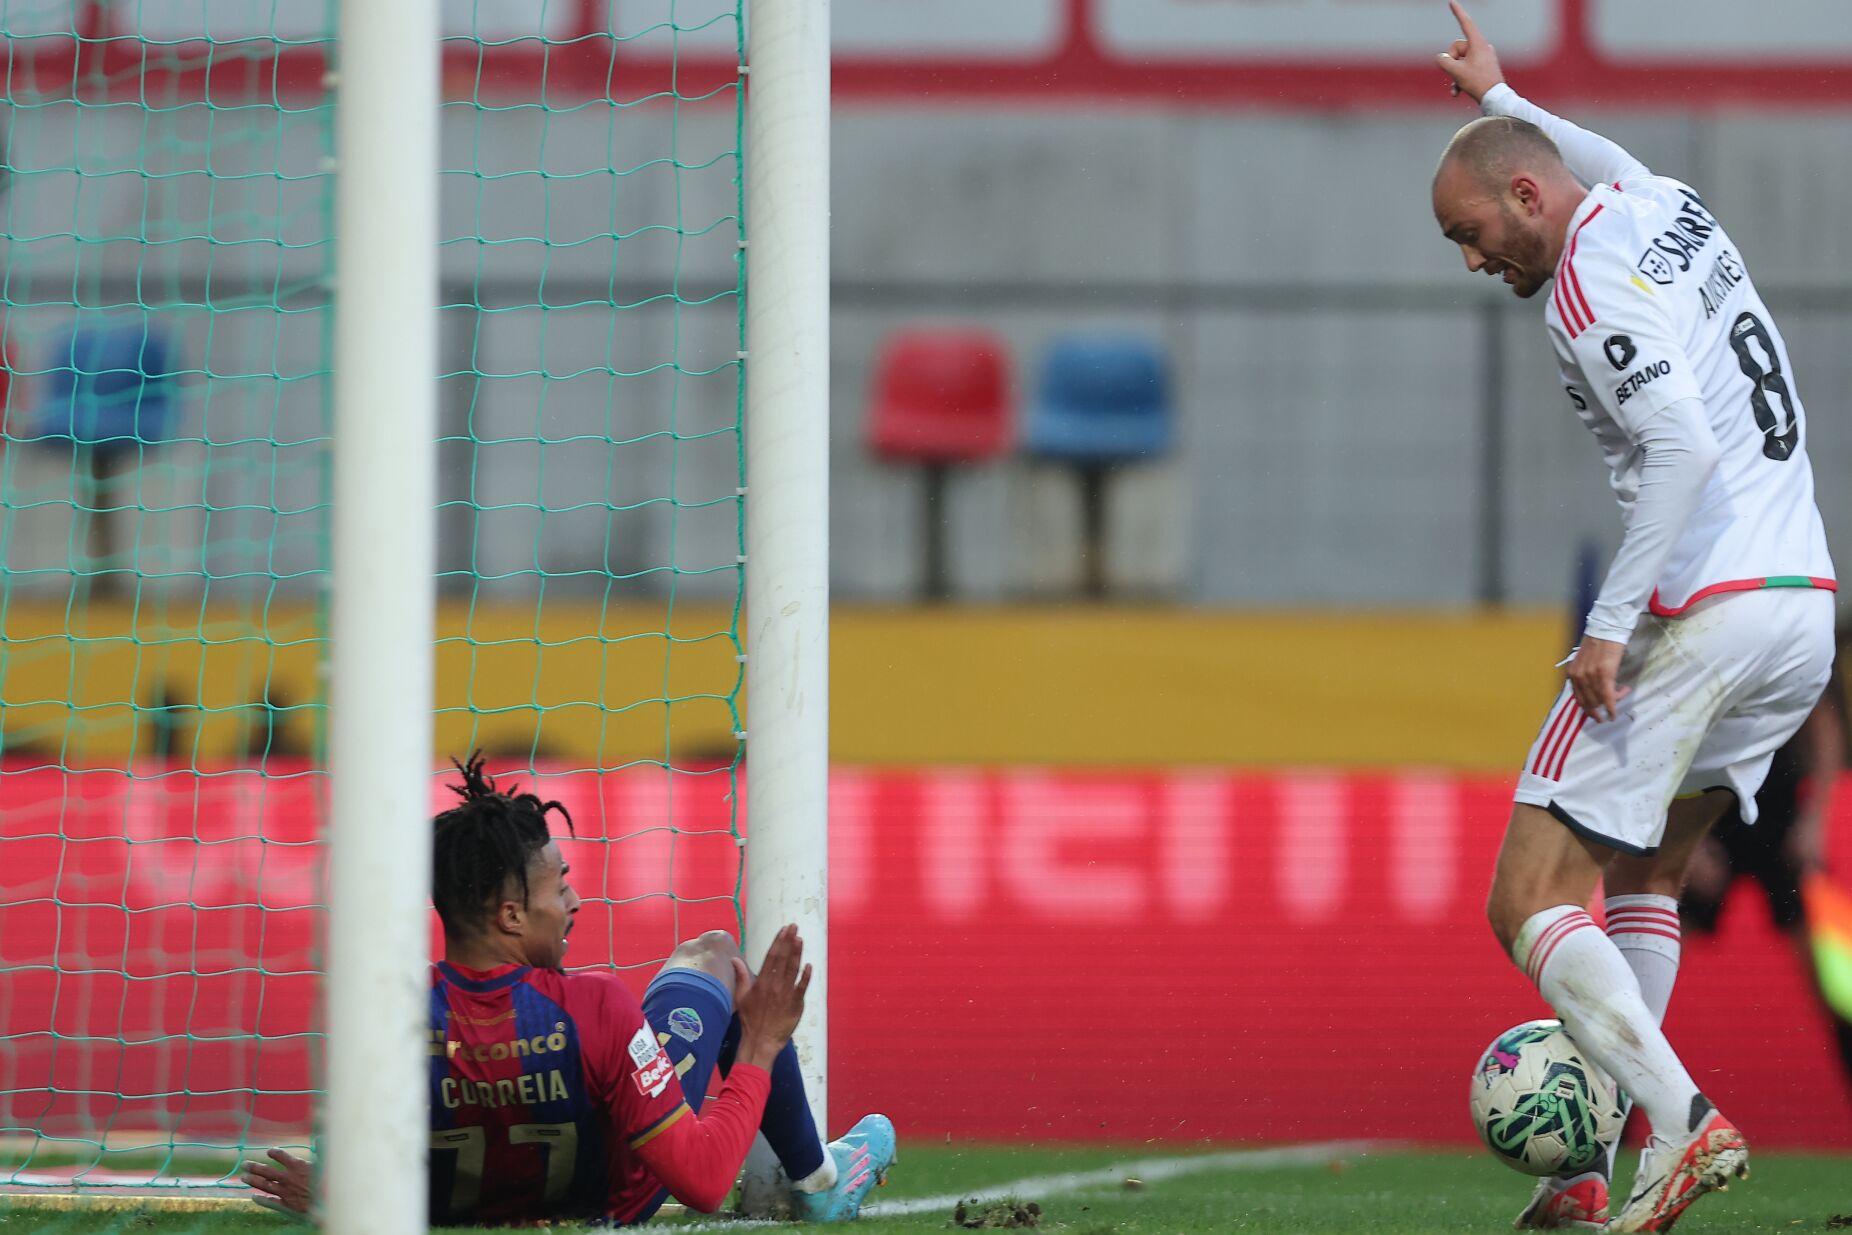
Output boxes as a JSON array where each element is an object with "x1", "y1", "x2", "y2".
[
  {"x1": 1436, "y1": 116, "x2": 1565, "y2": 194},
  {"x1": 1433, "y1": 115, "x2": 1585, "y2": 300}
]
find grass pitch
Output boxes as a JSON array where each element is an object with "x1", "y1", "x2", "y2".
[{"x1": 2, "y1": 1144, "x2": 1847, "y2": 1233}]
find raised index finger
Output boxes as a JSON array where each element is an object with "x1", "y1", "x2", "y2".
[{"x1": 1449, "y1": 0, "x2": 1485, "y2": 46}]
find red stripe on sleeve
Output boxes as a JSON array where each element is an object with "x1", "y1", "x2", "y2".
[
  {"x1": 1553, "y1": 204, "x2": 1607, "y2": 339},
  {"x1": 1552, "y1": 277, "x2": 1579, "y2": 336},
  {"x1": 1563, "y1": 259, "x2": 1596, "y2": 331}
]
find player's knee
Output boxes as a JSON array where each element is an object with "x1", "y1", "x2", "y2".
[
  {"x1": 693, "y1": 928, "x2": 740, "y2": 958},
  {"x1": 671, "y1": 928, "x2": 738, "y2": 963},
  {"x1": 1614, "y1": 871, "x2": 1684, "y2": 900},
  {"x1": 1604, "y1": 856, "x2": 1683, "y2": 901},
  {"x1": 662, "y1": 929, "x2": 740, "y2": 988}
]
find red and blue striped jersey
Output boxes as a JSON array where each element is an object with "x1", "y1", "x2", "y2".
[{"x1": 428, "y1": 960, "x2": 687, "y2": 1225}]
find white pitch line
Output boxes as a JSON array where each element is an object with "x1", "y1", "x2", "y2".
[
  {"x1": 3, "y1": 1172, "x2": 237, "y2": 1190},
  {"x1": 861, "y1": 1139, "x2": 1387, "y2": 1218},
  {"x1": 2, "y1": 1141, "x2": 1385, "y2": 1230}
]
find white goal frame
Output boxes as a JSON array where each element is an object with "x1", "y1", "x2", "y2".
[
  {"x1": 744, "y1": 0, "x2": 833, "y2": 1135},
  {"x1": 321, "y1": 1, "x2": 831, "y2": 1231}
]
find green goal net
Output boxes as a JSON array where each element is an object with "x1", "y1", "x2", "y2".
[{"x1": 0, "y1": 0, "x2": 748, "y2": 1209}]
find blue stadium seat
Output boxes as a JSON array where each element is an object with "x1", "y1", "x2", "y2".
[
  {"x1": 1022, "y1": 334, "x2": 1173, "y2": 463},
  {"x1": 34, "y1": 318, "x2": 177, "y2": 453}
]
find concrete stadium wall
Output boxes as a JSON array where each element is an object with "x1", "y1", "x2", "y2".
[{"x1": 3, "y1": 101, "x2": 1850, "y2": 609}]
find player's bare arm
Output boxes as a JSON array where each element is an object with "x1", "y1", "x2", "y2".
[
  {"x1": 1437, "y1": 4, "x2": 1648, "y2": 189},
  {"x1": 1435, "y1": 1, "x2": 1504, "y2": 102}
]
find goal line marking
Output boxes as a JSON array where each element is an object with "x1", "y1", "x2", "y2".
[
  {"x1": 674, "y1": 1140, "x2": 1389, "y2": 1230},
  {"x1": 860, "y1": 1139, "x2": 1387, "y2": 1219},
  {"x1": 1, "y1": 1139, "x2": 1389, "y2": 1223}
]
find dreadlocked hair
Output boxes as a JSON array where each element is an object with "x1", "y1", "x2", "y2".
[{"x1": 431, "y1": 751, "x2": 575, "y2": 937}]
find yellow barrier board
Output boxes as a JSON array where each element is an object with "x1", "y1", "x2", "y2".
[{"x1": 0, "y1": 601, "x2": 1572, "y2": 770}]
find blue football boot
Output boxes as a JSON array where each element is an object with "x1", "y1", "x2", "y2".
[{"x1": 791, "y1": 1113, "x2": 897, "y2": 1223}]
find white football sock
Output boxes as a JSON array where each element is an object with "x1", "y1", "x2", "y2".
[
  {"x1": 1600, "y1": 893, "x2": 1683, "y2": 1172},
  {"x1": 1604, "y1": 893, "x2": 1681, "y2": 1021},
  {"x1": 792, "y1": 1146, "x2": 837, "y2": 1194},
  {"x1": 1514, "y1": 905, "x2": 1704, "y2": 1144}
]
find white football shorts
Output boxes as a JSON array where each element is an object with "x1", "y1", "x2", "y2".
[{"x1": 1513, "y1": 586, "x2": 1836, "y2": 854}]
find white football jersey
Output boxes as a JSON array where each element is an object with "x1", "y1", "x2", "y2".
[{"x1": 1546, "y1": 176, "x2": 1834, "y2": 615}]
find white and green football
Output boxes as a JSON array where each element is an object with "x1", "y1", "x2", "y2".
[{"x1": 1469, "y1": 1019, "x2": 1626, "y2": 1176}]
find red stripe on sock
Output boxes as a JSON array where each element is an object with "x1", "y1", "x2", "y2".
[
  {"x1": 1531, "y1": 918, "x2": 1596, "y2": 984},
  {"x1": 1607, "y1": 925, "x2": 1682, "y2": 944},
  {"x1": 1605, "y1": 911, "x2": 1681, "y2": 930},
  {"x1": 1605, "y1": 905, "x2": 1681, "y2": 919},
  {"x1": 1525, "y1": 913, "x2": 1593, "y2": 985}
]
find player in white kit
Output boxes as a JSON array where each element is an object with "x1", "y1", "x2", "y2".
[{"x1": 1432, "y1": 5, "x2": 1836, "y2": 1232}]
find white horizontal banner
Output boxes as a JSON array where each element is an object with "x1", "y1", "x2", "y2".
[
  {"x1": 1590, "y1": 0, "x2": 1852, "y2": 57},
  {"x1": 126, "y1": 0, "x2": 580, "y2": 42},
  {"x1": 835, "y1": 0, "x2": 1066, "y2": 57},
  {"x1": 0, "y1": 1, "x2": 82, "y2": 39},
  {"x1": 609, "y1": 0, "x2": 1067, "y2": 58},
  {"x1": 1093, "y1": 0, "x2": 1557, "y2": 60}
]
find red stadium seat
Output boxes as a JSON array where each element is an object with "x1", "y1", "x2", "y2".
[
  {"x1": 866, "y1": 327, "x2": 1011, "y2": 464},
  {"x1": 864, "y1": 327, "x2": 1014, "y2": 599}
]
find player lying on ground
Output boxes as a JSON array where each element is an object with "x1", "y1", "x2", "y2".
[
  {"x1": 242, "y1": 754, "x2": 896, "y2": 1225},
  {"x1": 1434, "y1": 3, "x2": 1836, "y2": 1232}
]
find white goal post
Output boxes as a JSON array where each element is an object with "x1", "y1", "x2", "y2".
[
  {"x1": 318, "y1": 0, "x2": 831, "y2": 1230},
  {"x1": 323, "y1": 0, "x2": 438, "y2": 1231},
  {"x1": 744, "y1": 0, "x2": 834, "y2": 1134}
]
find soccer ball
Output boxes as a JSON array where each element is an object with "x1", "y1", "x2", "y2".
[{"x1": 1469, "y1": 1019, "x2": 1625, "y2": 1176}]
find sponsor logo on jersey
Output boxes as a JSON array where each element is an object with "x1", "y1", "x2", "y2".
[
  {"x1": 1563, "y1": 384, "x2": 1588, "y2": 411},
  {"x1": 1615, "y1": 360, "x2": 1672, "y2": 406},
  {"x1": 627, "y1": 1024, "x2": 661, "y2": 1069},
  {"x1": 434, "y1": 1027, "x2": 570, "y2": 1061},
  {"x1": 1634, "y1": 189, "x2": 1718, "y2": 285},
  {"x1": 1698, "y1": 249, "x2": 1746, "y2": 320},
  {"x1": 1603, "y1": 334, "x2": 1637, "y2": 371},
  {"x1": 633, "y1": 1050, "x2": 676, "y2": 1098},
  {"x1": 1637, "y1": 250, "x2": 1674, "y2": 286},
  {"x1": 667, "y1": 1007, "x2": 704, "y2": 1043}
]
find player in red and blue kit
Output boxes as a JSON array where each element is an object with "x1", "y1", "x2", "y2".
[{"x1": 244, "y1": 756, "x2": 896, "y2": 1225}]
